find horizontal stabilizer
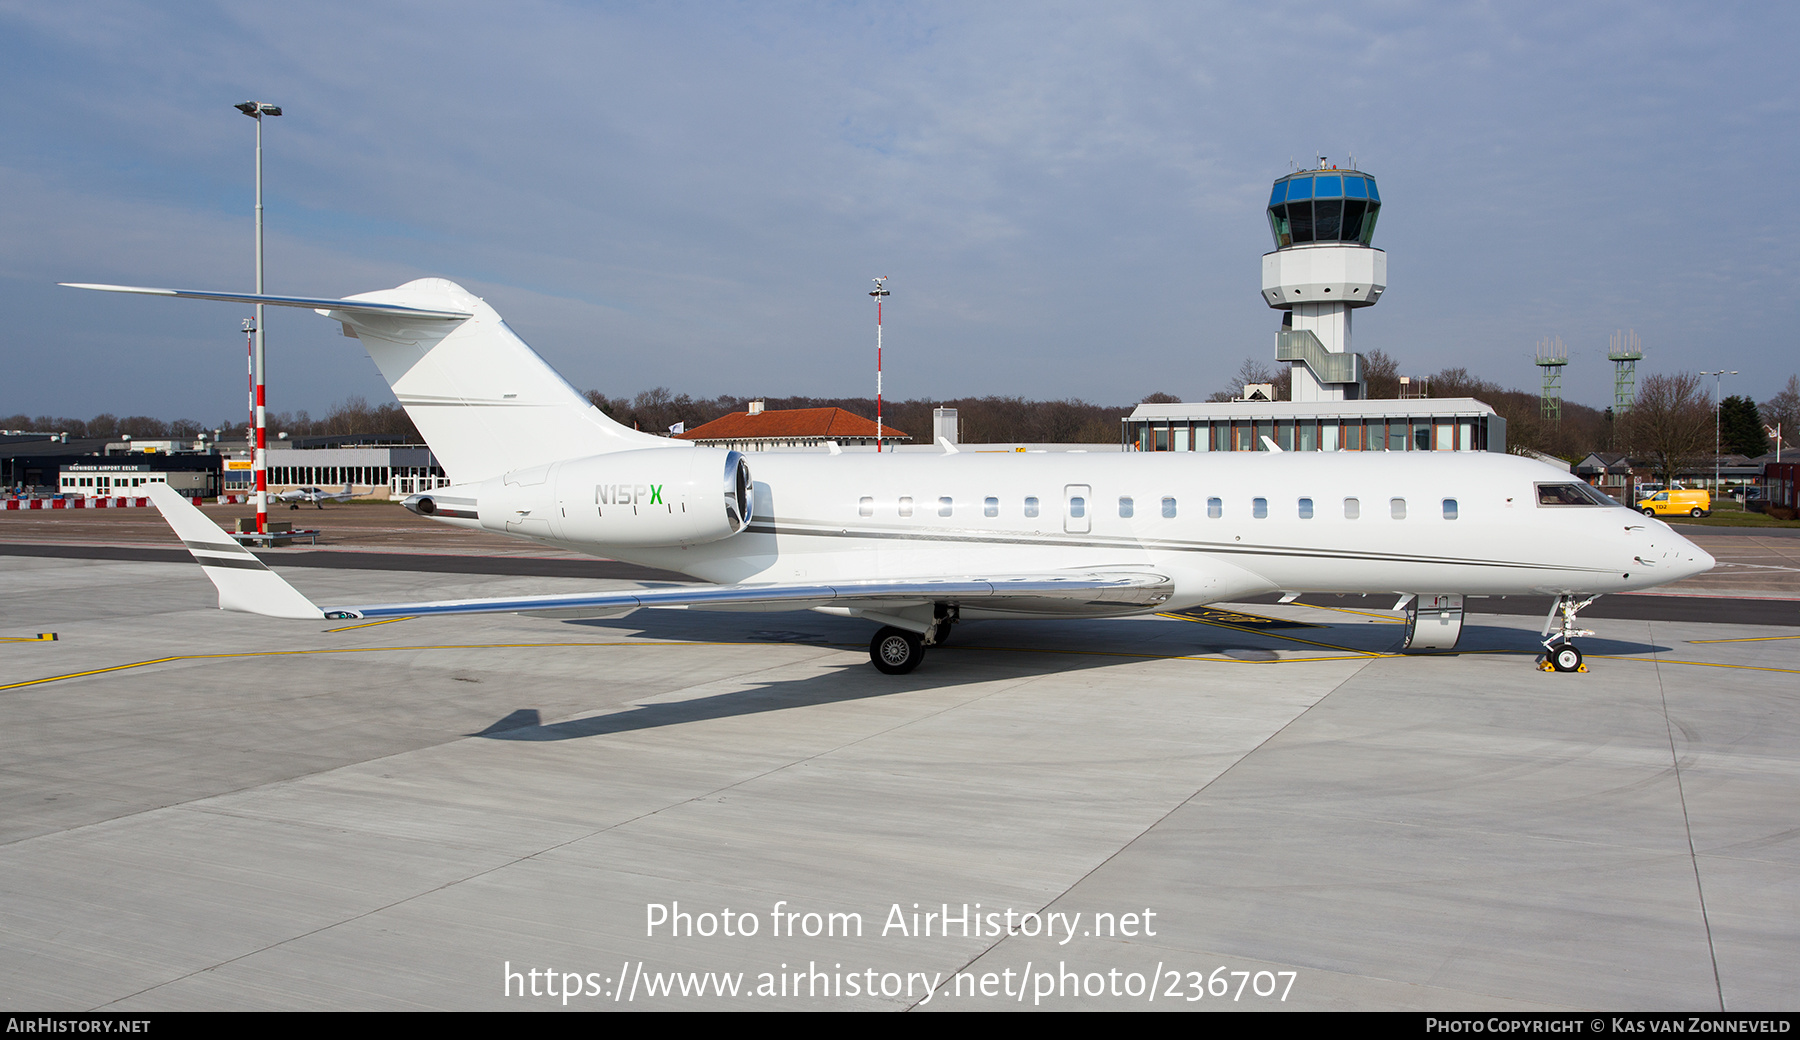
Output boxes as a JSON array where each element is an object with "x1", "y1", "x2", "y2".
[{"x1": 60, "y1": 284, "x2": 473, "y2": 320}]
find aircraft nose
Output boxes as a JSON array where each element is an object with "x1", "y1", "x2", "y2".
[{"x1": 1670, "y1": 533, "x2": 1714, "y2": 579}]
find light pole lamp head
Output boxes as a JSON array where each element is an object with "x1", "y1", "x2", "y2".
[{"x1": 234, "y1": 101, "x2": 282, "y2": 118}]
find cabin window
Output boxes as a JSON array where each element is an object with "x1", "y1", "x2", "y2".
[
  {"x1": 1390, "y1": 497, "x2": 1407, "y2": 519},
  {"x1": 938, "y1": 497, "x2": 953, "y2": 517},
  {"x1": 1024, "y1": 496, "x2": 1040, "y2": 518},
  {"x1": 1298, "y1": 497, "x2": 1314, "y2": 519},
  {"x1": 984, "y1": 496, "x2": 998, "y2": 517},
  {"x1": 1442, "y1": 498, "x2": 1458, "y2": 519},
  {"x1": 1344, "y1": 497, "x2": 1360, "y2": 519},
  {"x1": 1253, "y1": 497, "x2": 1268, "y2": 518},
  {"x1": 1119, "y1": 496, "x2": 1134, "y2": 518},
  {"x1": 1161, "y1": 496, "x2": 1177, "y2": 518},
  {"x1": 859, "y1": 497, "x2": 873, "y2": 517},
  {"x1": 1070, "y1": 497, "x2": 1086, "y2": 518},
  {"x1": 898, "y1": 496, "x2": 913, "y2": 517},
  {"x1": 1207, "y1": 497, "x2": 1222, "y2": 518}
]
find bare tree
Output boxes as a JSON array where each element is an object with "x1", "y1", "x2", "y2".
[
  {"x1": 1208, "y1": 357, "x2": 1276, "y2": 401},
  {"x1": 1762, "y1": 374, "x2": 1800, "y2": 449},
  {"x1": 1628, "y1": 372, "x2": 1713, "y2": 485},
  {"x1": 1362, "y1": 349, "x2": 1400, "y2": 398}
]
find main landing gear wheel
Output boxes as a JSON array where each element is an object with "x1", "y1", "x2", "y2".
[
  {"x1": 870, "y1": 626, "x2": 924, "y2": 674},
  {"x1": 1550, "y1": 642, "x2": 1584, "y2": 673}
]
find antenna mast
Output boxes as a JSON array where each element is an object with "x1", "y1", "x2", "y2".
[
  {"x1": 1607, "y1": 329, "x2": 1643, "y2": 413},
  {"x1": 1536, "y1": 336, "x2": 1569, "y2": 425}
]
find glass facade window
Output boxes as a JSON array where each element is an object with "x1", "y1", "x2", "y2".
[{"x1": 1124, "y1": 412, "x2": 1494, "y2": 453}]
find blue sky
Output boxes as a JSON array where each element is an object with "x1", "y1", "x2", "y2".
[{"x1": 3, "y1": 1, "x2": 1795, "y2": 420}]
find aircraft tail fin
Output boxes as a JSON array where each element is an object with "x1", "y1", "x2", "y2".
[
  {"x1": 145, "y1": 484, "x2": 324, "y2": 619},
  {"x1": 327, "y1": 279, "x2": 673, "y2": 481}
]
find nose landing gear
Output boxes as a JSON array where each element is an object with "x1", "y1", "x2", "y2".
[{"x1": 1539, "y1": 594, "x2": 1597, "y2": 673}]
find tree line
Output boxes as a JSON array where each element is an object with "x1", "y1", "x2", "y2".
[{"x1": 9, "y1": 371, "x2": 1796, "y2": 477}]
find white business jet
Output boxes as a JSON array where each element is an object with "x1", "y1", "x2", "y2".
[
  {"x1": 68, "y1": 278, "x2": 1713, "y2": 674},
  {"x1": 274, "y1": 482, "x2": 355, "y2": 508}
]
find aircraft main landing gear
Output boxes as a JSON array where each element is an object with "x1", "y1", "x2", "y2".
[
  {"x1": 870, "y1": 626, "x2": 924, "y2": 674},
  {"x1": 1539, "y1": 594, "x2": 1597, "y2": 673}
]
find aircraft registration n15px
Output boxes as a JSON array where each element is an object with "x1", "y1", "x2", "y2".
[{"x1": 67, "y1": 278, "x2": 1713, "y2": 674}]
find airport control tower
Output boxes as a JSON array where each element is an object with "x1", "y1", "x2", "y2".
[{"x1": 1261, "y1": 162, "x2": 1387, "y2": 401}]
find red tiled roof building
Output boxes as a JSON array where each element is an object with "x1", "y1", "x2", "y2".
[{"x1": 673, "y1": 402, "x2": 909, "y2": 451}]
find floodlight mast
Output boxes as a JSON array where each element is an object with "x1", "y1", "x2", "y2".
[
  {"x1": 870, "y1": 277, "x2": 890, "y2": 452},
  {"x1": 236, "y1": 101, "x2": 281, "y2": 533},
  {"x1": 1703, "y1": 369, "x2": 1737, "y2": 494}
]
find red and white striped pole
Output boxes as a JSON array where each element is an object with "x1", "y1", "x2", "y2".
[
  {"x1": 244, "y1": 316, "x2": 265, "y2": 521},
  {"x1": 869, "y1": 277, "x2": 889, "y2": 452},
  {"x1": 236, "y1": 100, "x2": 281, "y2": 535}
]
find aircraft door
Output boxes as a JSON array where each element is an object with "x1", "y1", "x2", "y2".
[{"x1": 1064, "y1": 484, "x2": 1091, "y2": 534}]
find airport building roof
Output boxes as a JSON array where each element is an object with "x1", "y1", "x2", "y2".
[
  {"x1": 675, "y1": 406, "x2": 910, "y2": 450},
  {"x1": 1127, "y1": 397, "x2": 1498, "y2": 422}
]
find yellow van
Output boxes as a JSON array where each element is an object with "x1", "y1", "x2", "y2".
[{"x1": 1637, "y1": 488, "x2": 1711, "y2": 518}]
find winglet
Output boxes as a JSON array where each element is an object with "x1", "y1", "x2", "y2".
[{"x1": 145, "y1": 484, "x2": 325, "y2": 619}]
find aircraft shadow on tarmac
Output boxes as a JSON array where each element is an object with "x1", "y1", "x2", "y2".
[{"x1": 463, "y1": 612, "x2": 1672, "y2": 742}]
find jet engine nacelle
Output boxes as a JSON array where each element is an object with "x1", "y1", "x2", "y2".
[{"x1": 469, "y1": 446, "x2": 752, "y2": 548}]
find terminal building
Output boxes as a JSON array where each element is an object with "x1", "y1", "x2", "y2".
[{"x1": 1124, "y1": 161, "x2": 1504, "y2": 452}]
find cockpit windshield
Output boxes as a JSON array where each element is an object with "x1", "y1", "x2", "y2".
[{"x1": 1535, "y1": 483, "x2": 1620, "y2": 507}]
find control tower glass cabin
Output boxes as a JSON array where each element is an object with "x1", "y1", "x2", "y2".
[
  {"x1": 1262, "y1": 168, "x2": 1387, "y2": 402},
  {"x1": 1267, "y1": 170, "x2": 1380, "y2": 247}
]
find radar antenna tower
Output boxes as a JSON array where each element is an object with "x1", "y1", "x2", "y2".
[
  {"x1": 1536, "y1": 336, "x2": 1569, "y2": 424},
  {"x1": 1607, "y1": 329, "x2": 1643, "y2": 413}
]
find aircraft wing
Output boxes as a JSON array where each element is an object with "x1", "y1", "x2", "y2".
[{"x1": 144, "y1": 484, "x2": 1170, "y2": 622}]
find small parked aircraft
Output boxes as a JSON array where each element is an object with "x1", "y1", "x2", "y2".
[{"x1": 274, "y1": 483, "x2": 355, "y2": 509}]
